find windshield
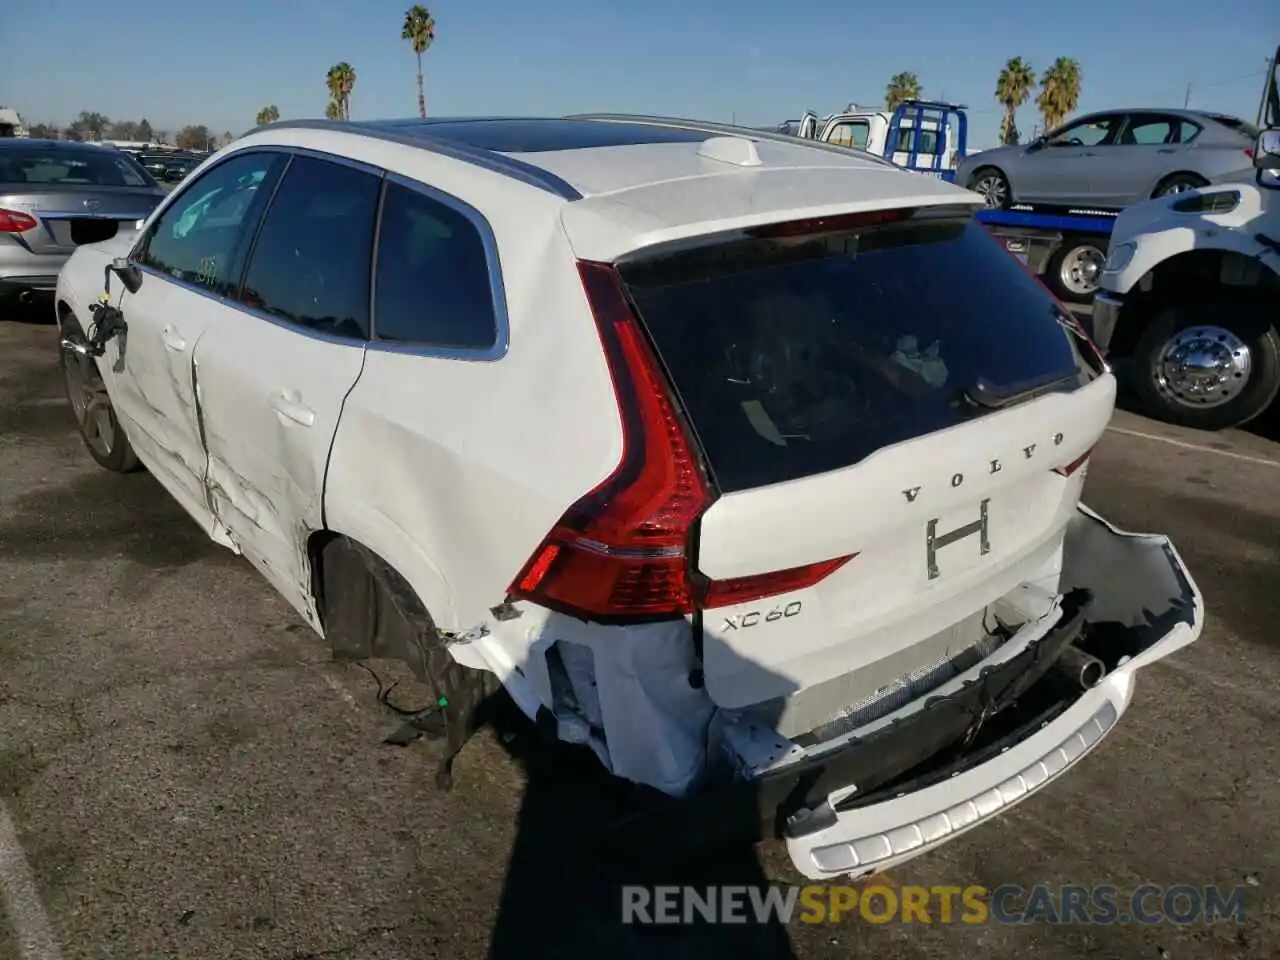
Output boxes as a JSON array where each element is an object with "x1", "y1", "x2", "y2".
[
  {"x1": 619, "y1": 214, "x2": 1098, "y2": 493},
  {"x1": 0, "y1": 147, "x2": 157, "y2": 188}
]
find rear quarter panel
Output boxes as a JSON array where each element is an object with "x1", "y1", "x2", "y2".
[{"x1": 317, "y1": 136, "x2": 623, "y2": 632}]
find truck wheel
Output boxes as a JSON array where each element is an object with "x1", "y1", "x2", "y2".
[
  {"x1": 1131, "y1": 300, "x2": 1280, "y2": 430},
  {"x1": 1046, "y1": 238, "x2": 1106, "y2": 303},
  {"x1": 1153, "y1": 172, "x2": 1209, "y2": 197},
  {"x1": 968, "y1": 167, "x2": 1011, "y2": 209},
  {"x1": 58, "y1": 313, "x2": 141, "y2": 473}
]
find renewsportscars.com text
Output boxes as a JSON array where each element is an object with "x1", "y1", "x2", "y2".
[{"x1": 621, "y1": 884, "x2": 1248, "y2": 926}]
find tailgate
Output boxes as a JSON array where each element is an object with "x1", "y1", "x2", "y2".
[{"x1": 615, "y1": 209, "x2": 1112, "y2": 711}]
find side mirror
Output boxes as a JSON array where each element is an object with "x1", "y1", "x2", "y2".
[
  {"x1": 111, "y1": 257, "x2": 143, "y2": 295},
  {"x1": 1254, "y1": 129, "x2": 1280, "y2": 170}
]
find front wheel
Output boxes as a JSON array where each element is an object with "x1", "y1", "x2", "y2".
[
  {"x1": 1130, "y1": 300, "x2": 1280, "y2": 430},
  {"x1": 59, "y1": 314, "x2": 140, "y2": 473}
]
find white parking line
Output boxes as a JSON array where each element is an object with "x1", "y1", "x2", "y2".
[
  {"x1": 0, "y1": 800, "x2": 63, "y2": 960},
  {"x1": 1106, "y1": 425, "x2": 1280, "y2": 469}
]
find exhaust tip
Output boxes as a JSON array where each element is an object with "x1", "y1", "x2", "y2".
[
  {"x1": 1055, "y1": 644, "x2": 1107, "y2": 691},
  {"x1": 1078, "y1": 658, "x2": 1104, "y2": 689}
]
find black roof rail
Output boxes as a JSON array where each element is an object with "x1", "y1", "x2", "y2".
[
  {"x1": 240, "y1": 118, "x2": 583, "y2": 200},
  {"x1": 565, "y1": 112, "x2": 898, "y2": 168}
]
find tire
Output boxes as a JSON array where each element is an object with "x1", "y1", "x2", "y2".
[
  {"x1": 58, "y1": 313, "x2": 141, "y2": 473},
  {"x1": 1152, "y1": 172, "x2": 1209, "y2": 198},
  {"x1": 968, "y1": 166, "x2": 1011, "y2": 209},
  {"x1": 1045, "y1": 237, "x2": 1106, "y2": 304},
  {"x1": 1130, "y1": 299, "x2": 1280, "y2": 430}
]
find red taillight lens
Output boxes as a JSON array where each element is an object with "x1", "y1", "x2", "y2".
[
  {"x1": 507, "y1": 261, "x2": 715, "y2": 622},
  {"x1": 700, "y1": 556, "x2": 856, "y2": 609},
  {"x1": 1244, "y1": 147, "x2": 1254, "y2": 160},
  {"x1": 0, "y1": 209, "x2": 38, "y2": 233}
]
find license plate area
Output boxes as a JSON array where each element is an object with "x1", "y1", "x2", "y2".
[{"x1": 69, "y1": 218, "x2": 121, "y2": 245}]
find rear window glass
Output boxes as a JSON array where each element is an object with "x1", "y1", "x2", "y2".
[
  {"x1": 0, "y1": 148, "x2": 154, "y2": 187},
  {"x1": 619, "y1": 214, "x2": 1097, "y2": 493}
]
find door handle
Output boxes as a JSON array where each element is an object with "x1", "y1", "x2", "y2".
[
  {"x1": 1157, "y1": 147, "x2": 1177, "y2": 154},
  {"x1": 161, "y1": 326, "x2": 186, "y2": 352},
  {"x1": 271, "y1": 390, "x2": 316, "y2": 427}
]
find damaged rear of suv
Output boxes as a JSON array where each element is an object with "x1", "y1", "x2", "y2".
[
  {"x1": 452, "y1": 197, "x2": 1203, "y2": 878},
  {"x1": 55, "y1": 116, "x2": 1203, "y2": 881}
]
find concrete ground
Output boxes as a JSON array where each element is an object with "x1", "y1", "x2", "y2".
[{"x1": 1, "y1": 304, "x2": 1277, "y2": 960}]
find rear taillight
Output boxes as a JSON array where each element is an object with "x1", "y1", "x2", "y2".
[
  {"x1": 0, "y1": 209, "x2": 37, "y2": 233},
  {"x1": 508, "y1": 261, "x2": 716, "y2": 622},
  {"x1": 1054, "y1": 447, "x2": 1093, "y2": 477},
  {"x1": 1244, "y1": 147, "x2": 1254, "y2": 160},
  {"x1": 508, "y1": 261, "x2": 852, "y2": 623}
]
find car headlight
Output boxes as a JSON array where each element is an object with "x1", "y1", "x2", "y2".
[{"x1": 1104, "y1": 241, "x2": 1136, "y2": 273}]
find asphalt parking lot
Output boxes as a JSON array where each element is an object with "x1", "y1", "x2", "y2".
[{"x1": 1, "y1": 304, "x2": 1278, "y2": 960}]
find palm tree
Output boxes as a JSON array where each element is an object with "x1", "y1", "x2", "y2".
[
  {"x1": 255, "y1": 105, "x2": 280, "y2": 127},
  {"x1": 402, "y1": 5, "x2": 436, "y2": 119},
  {"x1": 325, "y1": 100, "x2": 342, "y2": 121},
  {"x1": 994, "y1": 57, "x2": 1036, "y2": 145},
  {"x1": 884, "y1": 72, "x2": 922, "y2": 111},
  {"x1": 326, "y1": 62, "x2": 357, "y2": 121},
  {"x1": 1035, "y1": 57, "x2": 1082, "y2": 134}
]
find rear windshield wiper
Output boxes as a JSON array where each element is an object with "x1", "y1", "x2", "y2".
[{"x1": 961, "y1": 371, "x2": 1079, "y2": 411}]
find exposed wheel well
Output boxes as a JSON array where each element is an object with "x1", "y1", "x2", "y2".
[
  {"x1": 1108, "y1": 249, "x2": 1280, "y2": 358},
  {"x1": 306, "y1": 528, "x2": 343, "y2": 630}
]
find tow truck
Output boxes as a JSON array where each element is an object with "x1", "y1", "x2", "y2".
[{"x1": 786, "y1": 98, "x2": 1118, "y2": 304}]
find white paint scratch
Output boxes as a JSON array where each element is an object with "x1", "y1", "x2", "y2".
[{"x1": 0, "y1": 800, "x2": 63, "y2": 960}]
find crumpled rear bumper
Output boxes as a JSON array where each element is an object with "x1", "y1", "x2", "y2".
[
  {"x1": 782, "y1": 504, "x2": 1203, "y2": 879},
  {"x1": 595, "y1": 505, "x2": 1202, "y2": 877}
]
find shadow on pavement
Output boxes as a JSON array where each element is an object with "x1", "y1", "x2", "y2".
[{"x1": 484, "y1": 697, "x2": 798, "y2": 960}]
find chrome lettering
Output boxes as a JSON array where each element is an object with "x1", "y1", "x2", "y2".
[{"x1": 926, "y1": 499, "x2": 991, "y2": 580}]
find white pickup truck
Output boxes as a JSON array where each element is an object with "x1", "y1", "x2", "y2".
[
  {"x1": 779, "y1": 99, "x2": 965, "y2": 177},
  {"x1": 1093, "y1": 46, "x2": 1280, "y2": 430}
]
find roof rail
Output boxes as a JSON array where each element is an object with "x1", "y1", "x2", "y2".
[
  {"x1": 239, "y1": 118, "x2": 583, "y2": 200},
  {"x1": 565, "y1": 113, "x2": 898, "y2": 168}
]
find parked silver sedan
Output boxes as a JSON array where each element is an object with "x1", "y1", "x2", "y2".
[
  {"x1": 956, "y1": 108, "x2": 1259, "y2": 210},
  {"x1": 0, "y1": 140, "x2": 166, "y2": 304}
]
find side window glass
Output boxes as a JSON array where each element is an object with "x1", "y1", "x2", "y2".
[
  {"x1": 373, "y1": 181, "x2": 500, "y2": 351},
  {"x1": 1178, "y1": 121, "x2": 1202, "y2": 144},
  {"x1": 1122, "y1": 117, "x2": 1175, "y2": 145},
  {"x1": 827, "y1": 121, "x2": 870, "y2": 150},
  {"x1": 1047, "y1": 117, "x2": 1116, "y2": 147},
  {"x1": 238, "y1": 155, "x2": 381, "y2": 339},
  {"x1": 140, "y1": 152, "x2": 278, "y2": 292}
]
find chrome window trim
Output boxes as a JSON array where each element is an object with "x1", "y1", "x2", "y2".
[
  {"x1": 366, "y1": 172, "x2": 510, "y2": 363},
  {"x1": 243, "y1": 118, "x2": 583, "y2": 200}
]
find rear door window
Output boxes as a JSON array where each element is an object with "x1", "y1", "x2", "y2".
[
  {"x1": 237, "y1": 154, "x2": 382, "y2": 339},
  {"x1": 618, "y1": 213, "x2": 1098, "y2": 493}
]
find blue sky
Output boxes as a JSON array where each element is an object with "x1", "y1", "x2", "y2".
[{"x1": 1, "y1": 0, "x2": 1274, "y2": 147}]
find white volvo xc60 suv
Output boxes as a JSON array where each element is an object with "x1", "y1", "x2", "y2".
[{"x1": 55, "y1": 114, "x2": 1203, "y2": 880}]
